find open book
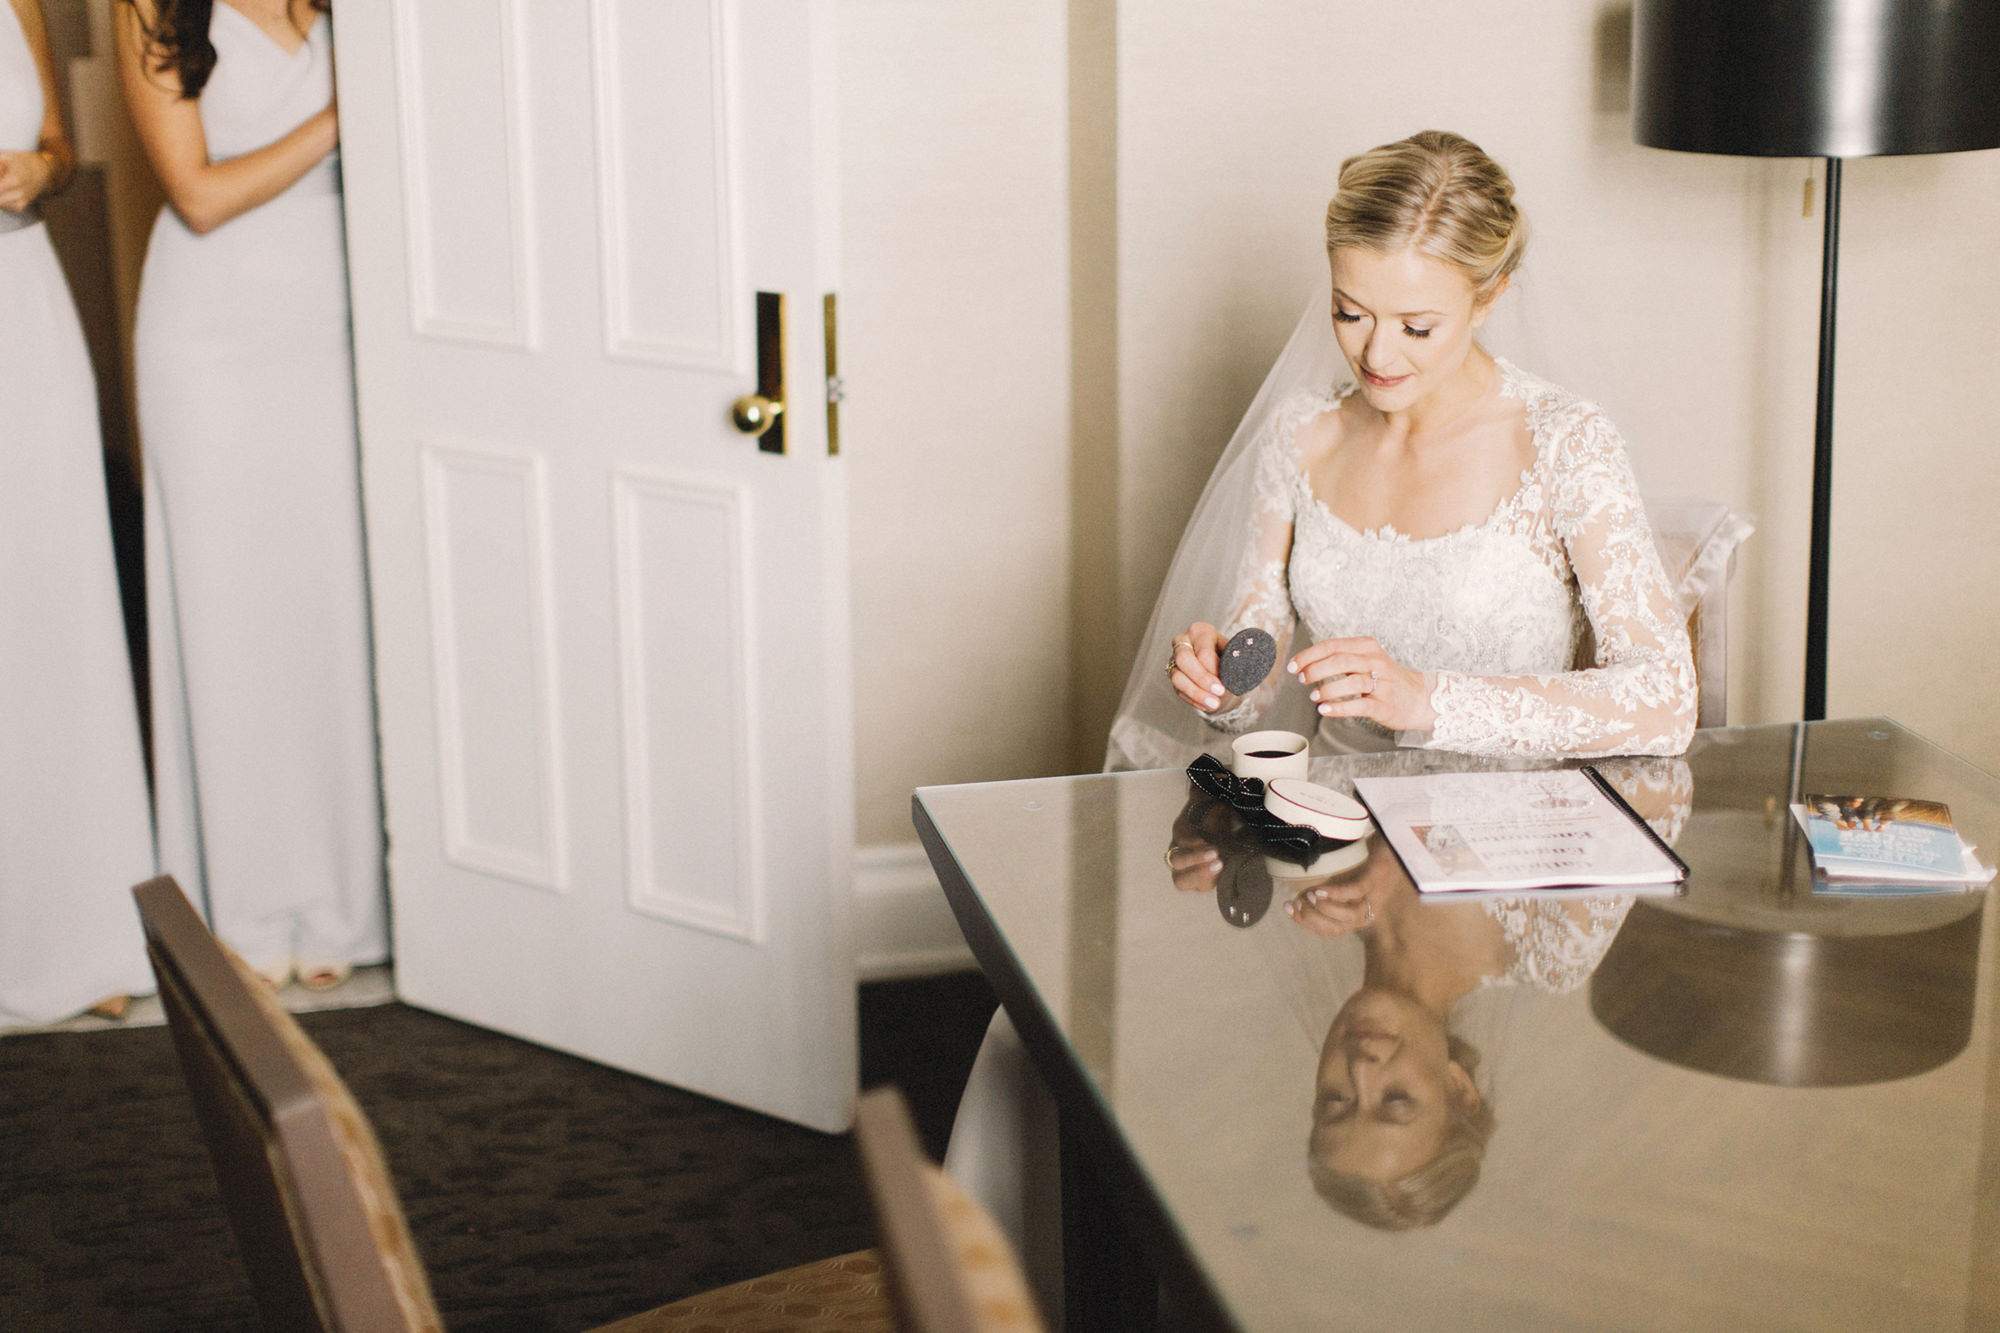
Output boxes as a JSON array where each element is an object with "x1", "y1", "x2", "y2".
[
  {"x1": 1352, "y1": 768, "x2": 1686, "y2": 894},
  {"x1": 1789, "y1": 795, "x2": 1994, "y2": 890}
]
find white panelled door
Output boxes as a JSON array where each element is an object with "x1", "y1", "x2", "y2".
[{"x1": 334, "y1": 1, "x2": 855, "y2": 1132}]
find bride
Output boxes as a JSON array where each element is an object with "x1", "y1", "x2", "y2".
[
  {"x1": 1120, "y1": 130, "x2": 1698, "y2": 768},
  {"x1": 956, "y1": 131, "x2": 1716, "y2": 1303}
]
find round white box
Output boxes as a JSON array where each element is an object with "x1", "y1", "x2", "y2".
[{"x1": 1264, "y1": 778, "x2": 1371, "y2": 842}]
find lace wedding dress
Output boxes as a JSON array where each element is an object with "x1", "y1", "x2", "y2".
[
  {"x1": 1482, "y1": 896, "x2": 1632, "y2": 993},
  {"x1": 1202, "y1": 359, "x2": 1696, "y2": 759}
]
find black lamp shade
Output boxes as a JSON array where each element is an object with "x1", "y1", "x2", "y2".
[{"x1": 1634, "y1": 0, "x2": 2000, "y2": 157}]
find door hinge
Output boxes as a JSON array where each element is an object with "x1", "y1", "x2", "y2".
[{"x1": 823, "y1": 293, "x2": 841, "y2": 457}]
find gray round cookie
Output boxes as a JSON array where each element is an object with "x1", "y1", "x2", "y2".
[{"x1": 1217, "y1": 626, "x2": 1278, "y2": 696}]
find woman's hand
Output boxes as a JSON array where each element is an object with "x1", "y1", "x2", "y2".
[
  {"x1": 1287, "y1": 636, "x2": 1438, "y2": 732},
  {"x1": 1165, "y1": 840, "x2": 1223, "y2": 894},
  {"x1": 1281, "y1": 835, "x2": 1406, "y2": 936},
  {"x1": 1164, "y1": 792, "x2": 1230, "y2": 892},
  {"x1": 1168, "y1": 622, "x2": 1236, "y2": 714},
  {"x1": 0, "y1": 149, "x2": 56, "y2": 212},
  {"x1": 6, "y1": 0, "x2": 76, "y2": 210},
  {"x1": 1282, "y1": 877, "x2": 1375, "y2": 937}
]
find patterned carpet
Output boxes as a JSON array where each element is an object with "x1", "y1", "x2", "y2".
[{"x1": 0, "y1": 971, "x2": 996, "y2": 1332}]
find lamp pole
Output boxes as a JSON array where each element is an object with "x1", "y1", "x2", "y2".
[{"x1": 1804, "y1": 156, "x2": 1840, "y2": 722}]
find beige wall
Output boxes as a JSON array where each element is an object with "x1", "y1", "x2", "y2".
[
  {"x1": 838, "y1": 2, "x2": 1075, "y2": 846},
  {"x1": 1826, "y1": 150, "x2": 2000, "y2": 770},
  {"x1": 841, "y1": 1, "x2": 2000, "y2": 856}
]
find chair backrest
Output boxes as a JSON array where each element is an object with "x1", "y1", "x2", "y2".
[
  {"x1": 854, "y1": 1087, "x2": 1046, "y2": 1333},
  {"x1": 1649, "y1": 497, "x2": 1752, "y2": 730},
  {"x1": 133, "y1": 876, "x2": 442, "y2": 1333}
]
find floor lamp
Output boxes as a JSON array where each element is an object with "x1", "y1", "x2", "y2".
[{"x1": 1631, "y1": 0, "x2": 2000, "y2": 720}]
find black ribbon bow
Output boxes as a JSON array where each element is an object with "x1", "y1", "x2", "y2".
[{"x1": 1184, "y1": 753, "x2": 1355, "y2": 865}]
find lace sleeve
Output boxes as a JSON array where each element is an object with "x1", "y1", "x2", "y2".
[
  {"x1": 1426, "y1": 403, "x2": 1697, "y2": 757},
  {"x1": 1203, "y1": 394, "x2": 1319, "y2": 732},
  {"x1": 1590, "y1": 755, "x2": 1694, "y2": 844},
  {"x1": 1481, "y1": 893, "x2": 1635, "y2": 994}
]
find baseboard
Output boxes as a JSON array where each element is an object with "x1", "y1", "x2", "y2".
[{"x1": 854, "y1": 842, "x2": 974, "y2": 981}]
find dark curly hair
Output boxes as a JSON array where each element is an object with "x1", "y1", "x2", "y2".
[{"x1": 124, "y1": 0, "x2": 330, "y2": 100}]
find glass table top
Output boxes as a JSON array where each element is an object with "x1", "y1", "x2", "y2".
[{"x1": 914, "y1": 719, "x2": 2000, "y2": 1330}]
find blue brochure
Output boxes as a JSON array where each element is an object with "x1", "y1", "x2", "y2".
[{"x1": 1790, "y1": 795, "x2": 1989, "y2": 888}]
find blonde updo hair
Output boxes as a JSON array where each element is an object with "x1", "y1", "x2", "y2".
[{"x1": 1325, "y1": 130, "x2": 1527, "y2": 304}]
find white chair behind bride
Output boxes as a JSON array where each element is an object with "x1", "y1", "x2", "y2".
[{"x1": 1645, "y1": 496, "x2": 1754, "y2": 729}]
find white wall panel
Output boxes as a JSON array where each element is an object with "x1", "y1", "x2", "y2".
[
  {"x1": 613, "y1": 470, "x2": 762, "y2": 941},
  {"x1": 392, "y1": 0, "x2": 534, "y2": 345},
  {"x1": 421, "y1": 444, "x2": 567, "y2": 888},
  {"x1": 589, "y1": 0, "x2": 740, "y2": 368}
]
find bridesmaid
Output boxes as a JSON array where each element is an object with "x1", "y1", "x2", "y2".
[
  {"x1": 118, "y1": 0, "x2": 383, "y2": 989},
  {"x1": 0, "y1": 0, "x2": 157, "y2": 1025}
]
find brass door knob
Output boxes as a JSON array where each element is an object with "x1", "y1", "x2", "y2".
[{"x1": 731, "y1": 394, "x2": 784, "y2": 437}]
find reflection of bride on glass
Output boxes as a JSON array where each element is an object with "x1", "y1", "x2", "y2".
[
  {"x1": 1293, "y1": 835, "x2": 1616, "y2": 1230},
  {"x1": 1170, "y1": 756, "x2": 1690, "y2": 1229},
  {"x1": 1111, "y1": 131, "x2": 1743, "y2": 772}
]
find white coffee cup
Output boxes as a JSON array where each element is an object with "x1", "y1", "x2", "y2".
[{"x1": 1230, "y1": 729, "x2": 1310, "y2": 782}]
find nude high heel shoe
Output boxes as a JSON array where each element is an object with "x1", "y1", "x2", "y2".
[
  {"x1": 298, "y1": 962, "x2": 352, "y2": 992},
  {"x1": 86, "y1": 995, "x2": 132, "y2": 1021}
]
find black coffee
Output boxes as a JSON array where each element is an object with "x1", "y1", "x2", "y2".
[{"x1": 1247, "y1": 749, "x2": 1296, "y2": 759}]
